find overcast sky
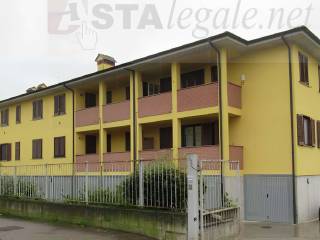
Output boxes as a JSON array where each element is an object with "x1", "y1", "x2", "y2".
[{"x1": 0, "y1": 0, "x2": 319, "y2": 100}]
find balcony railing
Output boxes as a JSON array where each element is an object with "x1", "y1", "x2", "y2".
[
  {"x1": 103, "y1": 101, "x2": 130, "y2": 123},
  {"x1": 229, "y1": 145, "x2": 243, "y2": 170},
  {"x1": 179, "y1": 145, "x2": 220, "y2": 160},
  {"x1": 139, "y1": 149, "x2": 172, "y2": 161},
  {"x1": 76, "y1": 154, "x2": 100, "y2": 172},
  {"x1": 103, "y1": 152, "x2": 131, "y2": 172},
  {"x1": 138, "y1": 92, "x2": 172, "y2": 118},
  {"x1": 228, "y1": 83, "x2": 242, "y2": 109},
  {"x1": 178, "y1": 83, "x2": 219, "y2": 112},
  {"x1": 75, "y1": 107, "x2": 99, "y2": 127}
]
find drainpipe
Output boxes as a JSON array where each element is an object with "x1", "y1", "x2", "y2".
[
  {"x1": 63, "y1": 84, "x2": 76, "y2": 199},
  {"x1": 125, "y1": 69, "x2": 137, "y2": 171},
  {"x1": 208, "y1": 41, "x2": 224, "y2": 205},
  {"x1": 282, "y1": 36, "x2": 297, "y2": 224}
]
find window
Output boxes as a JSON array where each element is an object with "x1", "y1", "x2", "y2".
[
  {"x1": 160, "y1": 127, "x2": 172, "y2": 149},
  {"x1": 15, "y1": 142, "x2": 20, "y2": 160},
  {"x1": 212, "y1": 66, "x2": 218, "y2": 82},
  {"x1": 54, "y1": 137, "x2": 65, "y2": 158},
  {"x1": 107, "y1": 134, "x2": 112, "y2": 153},
  {"x1": 85, "y1": 93, "x2": 97, "y2": 108},
  {"x1": 85, "y1": 135, "x2": 97, "y2": 154},
  {"x1": 16, "y1": 105, "x2": 21, "y2": 124},
  {"x1": 143, "y1": 138, "x2": 154, "y2": 150},
  {"x1": 0, "y1": 144, "x2": 11, "y2": 161},
  {"x1": 32, "y1": 139, "x2": 43, "y2": 159},
  {"x1": 297, "y1": 115, "x2": 315, "y2": 147},
  {"x1": 125, "y1": 132, "x2": 131, "y2": 151},
  {"x1": 106, "y1": 91, "x2": 112, "y2": 104},
  {"x1": 143, "y1": 82, "x2": 160, "y2": 97},
  {"x1": 181, "y1": 69, "x2": 205, "y2": 88},
  {"x1": 160, "y1": 77, "x2": 172, "y2": 93},
  {"x1": 1, "y1": 109, "x2": 9, "y2": 126},
  {"x1": 125, "y1": 86, "x2": 130, "y2": 100},
  {"x1": 33, "y1": 100, "x2": 43, "y2": 120},
  {"x1": 299, "y1": 52, "x2": 309, "y2": 85},
  {"x1": 54, "y1": 94, "x2": 66, "y2": 116},
  {"x1": 182, "y1": 123, "x2": 218, "y2": 147}
]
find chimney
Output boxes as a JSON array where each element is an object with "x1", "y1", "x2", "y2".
[{"x1": 95, "y1": 54, "x2": 116, "y2": 71}]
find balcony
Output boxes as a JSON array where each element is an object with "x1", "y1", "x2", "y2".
[
  {"x1": 179, "y1": 145, "x2": 219, "y2": 160},
  {"x1": 178, "y1": 83, "x2": 218, "y2": 112},
  {"x1": 228, "y1": 83, "x2": 242, "y2": 108},
  {"x1": 76, "y1": 154, "x2": 100, "y2": 172},
  {"x1": 138, "y1": 92, "x2": 172, "y2": 118},
  {"x1": 75, "y1": 107, "x2": 99, "y2": 128},
  {"x1": 103, "y1": 101, "x2": 130, "y2": 123},
  {"x1": 103, "y1": 152, "x2": 131, "y2": 172},
  {"x1": 139, "y1": 149, "x2": 172, "y2": 161}
]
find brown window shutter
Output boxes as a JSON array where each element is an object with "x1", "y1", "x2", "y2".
[
  {"x1": 7, "y1": 144, "x2": 11, "y2": 161},
  {"x1": 60, "y1": 95, "x2": 66, "y2": 114},
  {"x1": 317, "y1": 121, "x2": 320, "y2": 148},
  {"x1": 311, "y1": 119, "x2": 316, "y2": 147},
  {"x1": 54, "y1": 96, "x2": 59, "y2": 115},
  {"x1": 297, "y1": 114, "x2": 304, "y2": 146}
]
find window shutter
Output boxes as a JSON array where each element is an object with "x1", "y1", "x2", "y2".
[
  {"x1": 317, "y1": 121, "x2": 320, "y2": 148},
  {"x1": 311, "y1": 119, "x2": 316, "y2": 147},
  {"x1": 39, "y1": 101, "x2": 43, "y2": 118},
  {"x1": 54, "y1": 96, "x2": 59, "y2": 115},
  {"x1": 297, "y1": 114, "x2": 304, "y2": 146},
  {"x1": 7, "y1": 144, "x2": 11, "y2": 161},
  {"x1": 60, "y1": 95, "x2": 66, "y2": 114}
]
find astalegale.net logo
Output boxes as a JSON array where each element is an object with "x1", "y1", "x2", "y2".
[{"x1": 48, "y1": 0, "x2": 313, "y2": 50}]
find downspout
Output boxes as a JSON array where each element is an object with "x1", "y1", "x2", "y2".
[
  {"x1": 63, "y1": 84, "x2": 76, "y2": 199},
  {"x1": 208, "y1": 41, "x2": 224, "y2": 205},
  {"x1": 125, "y1": 69, "x2": 137, "y2": 171},
  {"x1": 281, "y1": 36, "x2": 297, "y2": 224}
]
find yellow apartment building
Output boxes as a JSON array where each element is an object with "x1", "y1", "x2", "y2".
[{"x1": 1, "y1": 26, "x2": 320, "y2": 223}]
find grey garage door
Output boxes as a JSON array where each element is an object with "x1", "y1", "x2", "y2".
[{"x1": 244, "y1": 175, "x2": 293, "y2": 223}]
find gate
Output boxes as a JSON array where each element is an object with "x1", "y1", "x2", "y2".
[{"x1": 187, "y1": 155, "x2": 241, "y2": 240}]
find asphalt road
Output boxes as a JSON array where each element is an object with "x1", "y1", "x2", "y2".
[{"x1": 0, "y1": 216, "x2": 152, "y2": 240}]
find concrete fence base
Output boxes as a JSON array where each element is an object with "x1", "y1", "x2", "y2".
[{"x1": 0, "y1": 197, "x2": 187, "y2": 240}]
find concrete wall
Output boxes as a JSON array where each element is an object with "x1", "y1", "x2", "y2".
[{"x1": 0, "y1": 197, "x2": 187, "y2": 240}]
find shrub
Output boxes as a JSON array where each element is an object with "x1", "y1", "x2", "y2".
[{"x1": 120, "y1": 161, "x2": 187, "y2": 210}]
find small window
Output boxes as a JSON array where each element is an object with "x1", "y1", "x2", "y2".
[
  {"x1": 85, "y1": 135, "x2": 97, "y2": 154},
  {"x1": 16, "y1": 105, "x2": 21, "y2": 124},
  {"x1": 107, "y1": 134, "x2": 112, "y2": 153},
  {"x1": 143, "y1": 137, "x2": 154, "y2": 150},
  {"x1": 160, "y1": 127, "x2": 172, "y2": 149},
  {"x1": 299, "y1": 52, "x2": 309, "y2": 85},
  {"x1": 106, "y1": 91, "x2": 112, "y2": 104},
  {"x1": 54, "y1": 137, "x2": 65, "y2": 158},
  {"x1": 0, "y1": 144, "x2": 11, "y2": 161},
  {"x1": 32, "y1": 139, "x2": 43, "y2": 159},
  {"x1": 1, "y1": 109, "x2": 9, "y2": 126},
  {"x1": 85, "y1": 93, "x2": 97, "y2": 108},
  {"x1": 212, "y1": 66, "x2": 218, "y2": 82},
  {"x1": 54, "y1": 94, "x2": 66, "y2": 116},
  {"x1": 33, "y1": 100, "x2": 43, "y2": 120},
  {"x1": 297, "y1": 115, "x2": 315, "y2": 147},
  {"x1": 143, "y1": 82, "x2": 160, "y2": 97},
  {"x1": 15, "y1": 142, "x2": 20, "y2": 160},
  {"x1": 181, "y1": 69, "x2": 205, "y2": 88},
  {"x1": 125, "y1": 86, "x2": 130, "y2": 100},
  {"x1": 125, "y1": 132, "x2": 131, "y2": 151}
]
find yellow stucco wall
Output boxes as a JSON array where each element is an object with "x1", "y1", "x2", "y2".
[
  {"x1": 229, "y1": 44, "x2": 292, "y2": 174},
  {"x1": 0, "y1": 91, "x2": 73, "y2": 166},
  {"x1": 291, "y1": 45, "x2": 320, "y2": 176}
]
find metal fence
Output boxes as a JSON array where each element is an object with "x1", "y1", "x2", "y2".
[
  {"x1": 199, "y1": 160, "x2": 241, "y2": 240},
  {"x1": 0, "y1": 159, "x2": 188, "y2": 212}
]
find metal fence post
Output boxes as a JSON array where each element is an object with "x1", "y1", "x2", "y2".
[
  {"x1": 85, "y1": 161, "x2": 89, "y2": 205},
  {"x1": 187, "y1": 154, "x2": 199, "y2": 240},
  {"x1": 13, "y1": 166, "x2": 17, "y2": 196},
  {"x1": 139, "y1": 160, "x2": 144, "y2": 207},
  {"x1": 45, "y1": 164, "x2": 48, "y2": 200}
]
